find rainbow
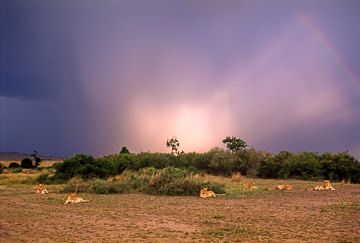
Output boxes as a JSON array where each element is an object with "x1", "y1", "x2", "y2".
[{"x1": 298, "y1": 14, "x2": 360, "y2": 91}]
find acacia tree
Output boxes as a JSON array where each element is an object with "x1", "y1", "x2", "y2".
[
  {"x1": 119, "y1": 146, "x2": 130, "y2": 154},
  {"x1": 222, "y1": 136, "x2": 248, "y2": 153},
  {"x1": 31, "y1": 150, "x2": 42, "y2": 167},
  {"x1": 166, "y1": 136, "x2": 184, "y2": 156}
]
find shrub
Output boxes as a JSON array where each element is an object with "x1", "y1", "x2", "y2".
[
  {"x1": 257, "y1": 151, "x2": 294, "y2": 178},
  {"x1": 233, "y1": 148, "x2": 270, "y2": 177},
  {"x1": 136, "y1": 152, "x2": 176, "y2": 169},
  {"x1": 35, "y1": 173, "x2": 50, "y2": 184},
  {"x1": 194, "y1": 148, "x2": 219, "y2": 172},
  {"x1": 119, "y1": 146, "x2": 130, "y2": 154},
  {"x1": 208, "y1": 148, "x2": 235, "y2": 176},
  {"x1": 14, "y1": 167, "x2": 23, "y2": 173},
  {"x1": 231, "y1": 172, "x2": 244, "y2": 182},
  {"x1": 0, "y1": 163, "x2": 4, "y2": 174},
  {"x1": 103, "y1": 153, "x2": 137, "y2": 173},
  {"x1": 320, "y1": 151, "x2": 360, "y2": 183},
  {"x1": 21, "y1": 158, "x2": 33, "y2": 168},
  {"x1": 54, "y1": 154, "x2": 117, "y2": 180},
  {"x1": 256, "y1": 150, "x2": 359, "y2": 182},
  {"x1": 51, "y1": 162, "x2": 62, "y2": 170},
  {"x1": 9, "y1": 162, "x2": 20, "y2": 168},
  {"x1": 61, "y1": 167, "x2": 226, "y2": 196}
]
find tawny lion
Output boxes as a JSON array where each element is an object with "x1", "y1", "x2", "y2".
[
  {"x1": 200, "y1": 187, "x2": 216, "y2": 198},
  {"x1": 276, "y1": 184, "x2": 293, "y2": 190},
  {"x1": 313, "y1": 180, "x2": 335, "y2": 191},
  {"x1": 64, "y1": 192, "x2": 90, "y2": 204},
  {"x1": 243, "y1": 182, "x2": 258, "y2": 189},
  {"x1": 36, "y1": 184, "x2": 49, "y2": 194}
]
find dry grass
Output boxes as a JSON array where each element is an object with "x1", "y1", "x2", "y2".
[
  {"x1": 231, "y1": 172, "x2": 244, "y2": 182},
  {"x1": 0, "y1": 173, "x2": 359, "y2": 242},
  {"x1": 1, "y1": 180, "x2": 359, "y2": 242},
  {"x1": 0, "y1": 168, "x2": 55, "y2": 185}
]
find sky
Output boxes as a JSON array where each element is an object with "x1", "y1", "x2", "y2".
[{"x1": 1, "y1": 1, "x2": 360, "y2": 159}]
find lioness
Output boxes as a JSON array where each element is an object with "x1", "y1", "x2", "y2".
[
  {"x1": 314, "y1": 180, "x2": 335, "y2": 191},
  {"x1": 36, "y1": 184, "x2": 49, "y2": 194},
  {"x1": 276, "y1": 184, "x2": 293, "y2": 190},
  {"x1": 64, "y1": 192, "x2": 90, "y2": 204},
  {"x1": 200, "y1": 187, "x2": 216, "y2": 198},
  {"x1": 243, "y1": 182, "x2": 258, "y2": 189}
]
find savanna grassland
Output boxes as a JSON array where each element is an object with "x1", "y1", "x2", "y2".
[{"x1": 1, "y1": 169, "x2": 359, "y2": 243}]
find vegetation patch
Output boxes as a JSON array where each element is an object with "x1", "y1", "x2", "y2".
[{"x1": 62, "y1": 167, "x2": 225, "y2": 196}]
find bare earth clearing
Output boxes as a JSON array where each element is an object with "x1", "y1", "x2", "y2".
[{"x1": 0, "y1": 180, "x2": 359, "y2": 242}]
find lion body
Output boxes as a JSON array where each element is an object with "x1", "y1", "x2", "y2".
[
  {"x1": 243, "y1": 182, "x2": 258, "y2": 189},
  {"x1": 314, "y1": 180, "x2": 335, "y2": 191},
  {"x1": 36, "y1": 184, "x2": 49, "y2": 194},
  {"x1": 200, "y1": 187, "x2": 216, "y2": 198},
  {"x1": 64, "y1": 192, "x2": 90, "y2": 204},
  {"x1": 276, "y1": 184, "x2": 293, "y2": 190}
]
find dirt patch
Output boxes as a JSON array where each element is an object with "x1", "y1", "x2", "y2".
[{"x1": 0, "y1": 182, "x2": 359, "y2": 242}]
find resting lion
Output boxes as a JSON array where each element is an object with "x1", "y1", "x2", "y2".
[
  {"x1": 36, "y1": 184, "x2": 49, "y2": 194},
  {"x1": 276, "y1": 184, "x2": 293, "y2": 190},
  {"x1": 200, "y1": 187, "x2": 216, "y2": 198},
  {"x1": 243, "y1": 182, "x2": 258, "y2": 189},
  {"x1": 64, "y1": 192, "x2": 90, "y2": 204},
  {"x1": 314, "y1": 180, "x2": 335, "y2": 191}
]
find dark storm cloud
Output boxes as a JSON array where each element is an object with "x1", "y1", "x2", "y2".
[{"x1": 1, "y1": 1, "x2": 360, "y2": 159}]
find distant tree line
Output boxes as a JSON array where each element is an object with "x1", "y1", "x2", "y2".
[
  {"x1": 51, "y1": 147, "x2": 360, "y2": 183},
  {"x1": 4, "y1": 139, "x2": 358, "y2": 184}
]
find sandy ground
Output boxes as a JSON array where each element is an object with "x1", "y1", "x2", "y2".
[{"x1": 0, "y1": 183, "x2": 359, "y2": 242}]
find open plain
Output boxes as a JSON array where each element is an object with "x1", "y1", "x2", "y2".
[{"x1": 0, "y1": 177, "x2": 359, "y2": 242}]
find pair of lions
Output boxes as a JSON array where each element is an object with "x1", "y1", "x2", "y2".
[
  {"x1": 276, "y1": 180, "x2": 335, "y2": 191},
  {"x1": 36, "y1": 183, "x2": 89, "y2": 204},
  {"x1": 243, "y1": 182, "x2": 293, "y2": 190},
  {"x1": 276, "y1": 184, "x2": 293, "y2": 190}
]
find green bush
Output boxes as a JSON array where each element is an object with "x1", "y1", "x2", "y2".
[
  {"x1": 256, "y1": 151, "x2": 291, "y2": 179},
  {"x1": 208, "y1": 148, "x2": 235, "y2": 176},
  {"x1": 51, "y1": 162, "x2": 62, "y2": 170},
  {"x1": 14, "y1": 167, "x2": 23, "y2": 173},
  {"x1": 54, "y1": 150, "x2": 360, "y2": 184},
  {"x1": 103, "y1": 153, "x2": 138, "y2": 173},
  {"x1": 320, "y1": 151, "x2": 360, "y2": 183},
  {"x1": 136, "y1": 152, "x2": 177, "y2": 169},
  {"x1": 0, "y1": 163, "x2": 4, "y2": 174},
  {"x1": 193, "y1": 148, "x2": 218, "y2": 172},
  {"x1": 256, "y1": 150, "x2": 359, "y2": 182},
  {"x1": 21, "y1": 158, "x2": 33, "y2": 168},
  {"x1": 61, "y1": 167, "x2": 225, "y2": 196},
  {"x1": 9, "y1": 162, "x2": 20, "y2": 168},
  {"x1": 53, "y1": 154, "x2": 117, "y2": 180},
  {"x1": 35, "y1": 173, "x2": 50, "y2": 184},
  {"x1": 234, "y1": 148, "x2": 271, "y2": 177}
]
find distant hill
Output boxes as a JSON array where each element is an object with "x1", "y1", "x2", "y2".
[{"x1": 0, "y1": 152, "x2": 67, "y2": 161}]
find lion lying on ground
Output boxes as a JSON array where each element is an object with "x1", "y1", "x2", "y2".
[
  {"x1": 36, "y1": 184, "x2": 49, "y2": 194},
  {"x1": 64, "y1": 192, "x2": 90, "y2": 204},
  {"x1": 243, "y1": 182, "x2": 258, "y2": 189},
  {"x1": 313, "y1": 180, "x2": 335, "y2": 191},
  {"x1": 200, "y1": 187, "x2": 216, "y2": 198},
  {"x1": 276, "y1": 184, "x2": 293, "y2": 190}
]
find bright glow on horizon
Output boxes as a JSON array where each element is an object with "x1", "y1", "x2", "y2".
[{"x1": 127, "y1": 92, "x2": 234, "y2": 153}]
